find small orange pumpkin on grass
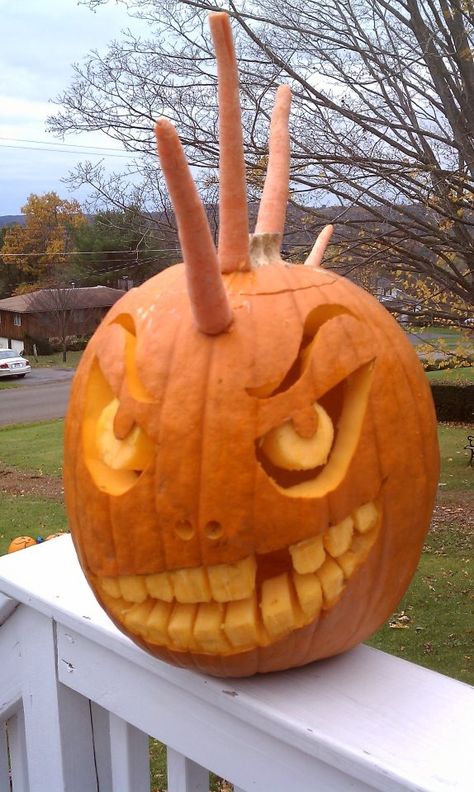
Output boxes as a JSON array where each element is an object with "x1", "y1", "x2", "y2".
[
  {"x1": 64, "y1": 13, "x2": 439, "y2": 677},
  {"x1": 8, "y1": 536, "x2": 37, "y2": 553}
]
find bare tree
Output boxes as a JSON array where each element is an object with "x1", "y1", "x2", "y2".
[
  {"x1": 49, "y1": 0, "x2": 474, "y2": 323},
  {"x1": 31, "y1": 286, "x2": 78, "y2": 363}
]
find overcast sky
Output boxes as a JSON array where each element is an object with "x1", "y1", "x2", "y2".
[{"x1": 0, "y1": 0, "x2": 143, "y2": 216}]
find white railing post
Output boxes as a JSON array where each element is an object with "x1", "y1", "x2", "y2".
[
  {"x1": 167, "y1": 747, "x2": 209, "y2": 792},
  {"x1": 0, "y1": 724, "x2": 9, "y2": 791},
  {"x1": 55, "y1": 683, "x2": 106, "y2": 791},
  {"x1": 109, "y1": 712, "x2": 149, "y2": 792},
  {"x1": 7, "y1": 709, "x2": 29, "y2": 792},
  {"x1": 17, "y1": 608, "x2": 68, "y2": 792}
]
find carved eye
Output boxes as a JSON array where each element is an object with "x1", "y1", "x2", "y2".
[
  {"x1": 259, "y1": 402, "x2": 334, "y2": 471},
  {"x1": 96, "y1": 398, "x2": 154, "y2": 473},
  {"x1": 253, "y1": 305, "x2": 374, "y2": 498},
  {"x1": 82, "y1": 319, "x2": 155, "y2": 496}
]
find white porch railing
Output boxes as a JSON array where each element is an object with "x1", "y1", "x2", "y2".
[{"x1": 0, "y1": 535, "x2": 472, "y2": 792}]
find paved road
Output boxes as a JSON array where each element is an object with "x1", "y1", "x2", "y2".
[{"x1": 0, "y1": 368, "x2": 75, "y2": 426}]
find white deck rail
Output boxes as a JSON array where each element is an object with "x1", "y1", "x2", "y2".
[{"x1": 0, "y1": 535, "x2": 472, "y2": 792}]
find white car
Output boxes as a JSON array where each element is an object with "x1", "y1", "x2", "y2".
[{"x1": 0, "y1": 348, "x2": 31, "y2": 378}]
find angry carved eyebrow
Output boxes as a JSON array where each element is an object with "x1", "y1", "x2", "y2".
[{"x1": 248, "y1": 305, "x2": 354, "y2": 399}]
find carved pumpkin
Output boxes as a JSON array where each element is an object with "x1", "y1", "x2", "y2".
[{"x1": 64, "y1": 13, "x2": 439, "y2": 677}]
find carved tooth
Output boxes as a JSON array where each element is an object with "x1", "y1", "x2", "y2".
[
  {"x1": 292, "y1": 572, "x2": 323, "y2": 619},
  {"x1": 260, "y1": 573, "x2": 297, "y2": 638},
  {"x1": 103, "y1": 595, "x2": 133, "y2": 620},
  {"x1": 338, "y1": 530, "x2": 377, "y2": 578},
  {"x1": 119, "y1": 575, "x2": 148, "y2": 604},
  {"x1": 145, "y1": 600, "x2": 173, "y2": 645},
  {"x1": 207, "y1": 555, "x2": 257, "y2": 602},
  {"x1": 145, "y1": 572, "x2": 174, "y2": 602},
  {"x1": 123, "y1": 600, "x2": 155, "y2": 636},
  {"x1": 353, "y1": 502, "x2": 378, "y2": 534},
  {"x1": 169, "y1": 567, "x2": 212, "y2": 603},
  {"x1": 193, "y1": 602, "x2": 229, "y2": 653},
  {"x1": 289, "y1": 534, "x2": 325, "y2": 574},
  {"x1": 167, "y1": 603, "x2": 198, "y2": 650},
  {"x1": 100, "y1": 576, "x2": 121, "y2": 599},
  {"x1": 323, "y1": 516, "x2": 354, "y2": 557},
  {"x1": 316, "y1": 558, "x2": 345, "y2": 608},
  {"x1": 224, "y1": 593, "x2": 262, "y2": 648}
]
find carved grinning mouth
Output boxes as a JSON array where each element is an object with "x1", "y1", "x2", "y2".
[{"x1": 96, "y1": 500, "x2": 380, "y2": 655}]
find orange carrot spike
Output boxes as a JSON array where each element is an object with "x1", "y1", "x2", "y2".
[
  {"x1": 155, "y1": 118, "x2": 233, "y2": 335},
  {"x1": 255, "y1": 85, "x2": 292, "y2": 236},
  {"x1": 209, "y1": 12, "x2": 250, "y2": 273},
  {"x1": 304, "y1": 225, "x2": 334, "y2": 268}
]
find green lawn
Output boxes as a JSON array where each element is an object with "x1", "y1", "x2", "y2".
[
  {"x1": 438, "y1": 423, "x2": 473, "y2": 490},
  {"x1": 367, "y1": 522, "x2": 473, "y2": 684},
  {"x1": 0, "y1": 498, "x2": 67, "y2": 554},
  {"x1": 30, "y1": 350, "x2": 83, "y2": 369},
  {"x1": 426, "y1": 366, "x2": 474, "y2": 384},
  {"x1": 0, "y1": 380, "x2": 19, "y2": 390},
  {"x1": 0, "y1": 420, "x2": 66, "y2": 551},
  {"x1": 0, "y1": 419, "x2": 64, "y2": 475},
  {"x1": 410, "y1": 326, "x2": 468, "y2": 349}
]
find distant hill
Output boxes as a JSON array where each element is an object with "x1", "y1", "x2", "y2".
[{"x1": 0, "y1": 215, "x2": 25, "y2": 228}]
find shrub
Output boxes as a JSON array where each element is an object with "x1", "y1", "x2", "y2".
[{"x1": 430, "y1": 384, "x2": 474, "y2": 422}]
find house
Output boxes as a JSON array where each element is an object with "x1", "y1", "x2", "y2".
[{"x1": 0, "y1": 286, "x2": 125, "y2": 354}]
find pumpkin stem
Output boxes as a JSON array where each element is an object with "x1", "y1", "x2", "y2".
[
  {"x1": 209, "y1": 12, "x2": 251, "y2": 274},
  {"x1": 304, "y1": 225, "x2": 334, "y2": 268},
  {"x1": 155, "y1": 118, "x2": 233, "y2": 335},
  {"x1": 255, "y1": 85, "x2": 292, "y2": 238},
  {"x1": 249, "y1": 233, "x2": 283, "y2": 268}
]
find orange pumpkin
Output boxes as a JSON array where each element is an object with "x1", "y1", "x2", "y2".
[
  {"x1": 64, "y1": 13, "x2": 439, "y2": 677},
  {"x1": 8, "y1": 536, "x2": 37, "y2": 553}
]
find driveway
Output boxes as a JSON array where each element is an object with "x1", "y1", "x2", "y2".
[{"x1": 0, "y1": 368, "x2": 75, "y2": 426}]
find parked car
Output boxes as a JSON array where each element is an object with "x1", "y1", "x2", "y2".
[{"x1": 0, "y1": 348, "x2": 31, "y2": 378}]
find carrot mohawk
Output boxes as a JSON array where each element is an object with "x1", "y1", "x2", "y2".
[{"x1": 154, "y1": 12, "x2": 333, "y2": 334}]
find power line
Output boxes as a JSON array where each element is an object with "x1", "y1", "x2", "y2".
[
  {"x1": 1, "y1": 248, "x2": 180, "y2": 257},
  {"x1": 0, "y1": 136, "x2": 129, "y2": 153},
  {"x1": 0, "y1": 142, "x2": 134, "y2": 159}
]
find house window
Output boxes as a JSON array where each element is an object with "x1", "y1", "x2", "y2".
[{"x1": 13, "y1": 314, "x2": 22, "y2": 327}]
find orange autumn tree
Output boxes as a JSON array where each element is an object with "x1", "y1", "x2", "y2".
[{"x1": 1, "y1": 192, "x2": 86, "y2": 290}]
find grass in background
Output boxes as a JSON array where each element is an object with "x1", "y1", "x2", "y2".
[
  {"x1": 0, "y1": 380, "x2": 19, "y2": 390},
  {"x1": 410, "y1": 326, "x2": 467, "y2": 349},
  {"x1": 0, "y1": 419, "x2": 64, "y2": 475},
  {"x1": 0, "y1": 498, "x2": 67, "y2": 555},
  {"x1": 367, "y1": 522, "x2": 473, "y2": 685},
  {"x1": 426, "y1": 366, "x2": 474, "y2": 384},
  {"x1": 30, "y1": 350, "x2": 83, "y2": 369},
  {"x1": 0, "y1": 420, "x2": 66, "y2": 546},
  {"x1": 438, "y1": 423, "x2": 473, "y2": 490}
]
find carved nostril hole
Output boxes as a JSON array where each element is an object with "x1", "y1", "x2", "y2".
[
  {"x1": 174, "y1": 519, "x2": 195, "y2": 541},
  {"x1": 205, "y1": 520, "x2": 223, "y2": 540}
]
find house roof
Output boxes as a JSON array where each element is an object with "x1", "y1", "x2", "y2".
[{"x1": 0, "y1": 286, "x2": 125, "y2": 314}]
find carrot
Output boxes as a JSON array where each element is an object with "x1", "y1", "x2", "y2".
[
  {"x1": 304, "y1": 224, "x2": 334, "y2": 268},
  {"x1": 209, "y1": 12, "x2": 250, "y2": 273},
  {"x1": 255, "y1": 85, "x2": 292, "y2": 235},
  {"x1": 155, "y1": 118, "x2": 233, "y2": 335}
]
